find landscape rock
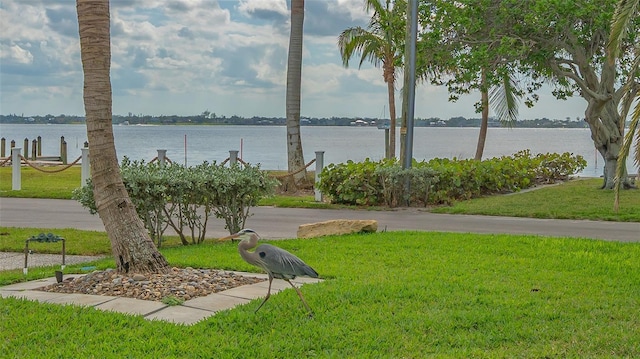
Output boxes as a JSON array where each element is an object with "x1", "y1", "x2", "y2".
[
  {"x1": 132, "y1": 273, "x2": 146, "y2": 281},
  {"x1": 297, "y1": 219, "x2": 378, "y2": 238}
]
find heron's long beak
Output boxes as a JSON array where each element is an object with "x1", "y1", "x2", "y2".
[{"x1": 218, "y1": 233, "x2": 240, "y2": 242}]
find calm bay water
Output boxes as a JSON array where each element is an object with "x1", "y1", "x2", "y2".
[{"x1": 0, "y1": 123, "x2": 632, "y2": 177}]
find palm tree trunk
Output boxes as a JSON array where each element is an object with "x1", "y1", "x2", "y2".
[
  {"x1": 387, "y1": 70, "x2": 397, "y2": 159},
  {"x1": 475, "y1": 69, "x2": 489, "y2": 161},
  {"x1": 76, "y1": 0, "x2": 169, "y2": 274},
  {"x1": 286, "y1": 0, "x2": 307, "y2": 185}
]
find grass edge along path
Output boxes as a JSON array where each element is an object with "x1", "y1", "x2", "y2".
[{"x1": 2, "y1": 231, "x2": 639, "y2": 358}]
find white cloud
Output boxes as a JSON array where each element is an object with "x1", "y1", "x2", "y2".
[
  {"x1": 302, "y1": 63, "x2": 344, "y2": 95},
  {"x1": 0, "y1": 2, "x2": 48, "y2": 41},
  {"x1": 3, "y1": 44, "x2": 34, "y2": 64},
  {"x1": 237, "y1": 0, "x2": 288, "y2": 18},
  {"x1": 0, "y1": 0, "x2": 588, "y2": 120},
  {"x1": 335, "y1": 0, "x2": 371, "y2": 22}
]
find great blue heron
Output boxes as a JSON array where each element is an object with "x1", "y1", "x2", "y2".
[{"x1": 219, "y1": 228, "x2": 318, "y2": 314}]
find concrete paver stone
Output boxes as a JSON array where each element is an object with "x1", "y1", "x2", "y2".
[
  {"x1": 184, "y1": 292, "x2": 251, "y2": 312},
  {"x1": 146, "y1": 305, "x2": 217, "y2": 325},
  {"x1": 220, "y1": 282, "x2": 284, "y2": 300},
  {"x1": 95, "y1": 297, "x2": 168, "y2": 316},
  {"x1": 45, "y1": 293, "x2": 119, "y2": 307},
  {"x1": 1, "y1": 289, "x2": 67, "y2": 302}
]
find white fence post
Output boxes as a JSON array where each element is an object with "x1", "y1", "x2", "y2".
[
  {"x1": 81, "y1": 147, "x2": 90, "y2": 186},
  {"x1": 314, "y1": 151, "x2": 324, "y2": 202},
  {"x1": 229, "y1": 150, "x2": 238, "y2": 165},
  {"x1": 11, "y1": 147, "x2": 21, "y2": 190},
  {"x1": 157, "y1": 149, "x2": 167, "y2": 166}
]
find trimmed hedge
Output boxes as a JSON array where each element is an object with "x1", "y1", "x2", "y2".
[{"x1": 318, "y1": 151, "x2": 586, "y2": 207}]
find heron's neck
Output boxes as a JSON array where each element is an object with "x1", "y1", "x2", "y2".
[
  {"x1": 238, "y1": 238, "x2": 260, "y2": 265},
  {"x1": 239, "y1": 238, "x2": 256, "y2": 252}
]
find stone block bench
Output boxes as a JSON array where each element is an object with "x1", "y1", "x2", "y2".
[{"x1": 297, "y1": 219, "x2": 378, "y2": 238}]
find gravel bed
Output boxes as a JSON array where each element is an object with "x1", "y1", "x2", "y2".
[{"x1": 38, "y1": 267, "x2": 265, "y2": 302}]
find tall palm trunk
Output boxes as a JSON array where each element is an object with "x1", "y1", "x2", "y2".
[
  {"x1": 286, "y1": 0, "x2": 307, "y2": 185},
  {"x1": 385, "y1": 61, "x2": 397, "y2": 160},
  {"x1": 76, "y1": 0, "x2": 169, "y2": 273},
  {"x1": 475, "y1": 69, "x2": 490, "y2": 160}
]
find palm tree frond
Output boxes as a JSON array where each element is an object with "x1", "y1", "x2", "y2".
[
  {"x1": 489, "y1": 73, "x2": 520, "y2": 127},
  {"x1": 630, "y1": 97, "x2": 640, "y2": 167},
  {"x1": 363, "y1": 0, "x2": 386, "y2": 16},
  {"x1": 607, "y1": 0, "x2": 640, "y2": 59},
  {"x1": 614, "y1": 96, "x2": 640, "y2": 210},
  {"x1": 611, "y1": 0, "x2": 639, "y2": 211},
  {"x1": 338, "y1": 28, "x2": 384, "y2": 68}
]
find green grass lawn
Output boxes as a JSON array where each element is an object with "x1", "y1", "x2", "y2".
[
  {"x1": 432, "y1": 178, "x2": 640, "y2": 221},
  {"x1": 2, "y1": 167, "x2": 640, "y2": 356},
  {"x1": 1, "y1": 231, "x2": 639, "y2": 357},
  {"x1": 0, "y1": 166, "x2": 83, "y2": 199}
]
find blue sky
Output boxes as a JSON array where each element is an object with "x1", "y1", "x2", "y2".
[{"x1": 0, "y1": 0, "x2": 586, "y2": 120}]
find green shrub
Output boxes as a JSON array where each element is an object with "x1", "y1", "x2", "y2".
[
  {"x1": 200, "y1": 162, "x2": 278, "y2": 234},
  {"x1": 375, "y1": 161, "x2": 439, "y2": 207},
  {"x1": 121, "y1": 159, "x2": 170, "y2": 246},
  {"x1": 72, "y1": 159, "x2": 277, "y2": 246},
  {"x1": 533, "y1": 151, "x2": 587, "y2": 182},
  {"x1": 318, "y1": 152, "x2": 586, "y2": 206},
  {"x1": 317, "y1": 159, "x2": 382, "y2": 205}
]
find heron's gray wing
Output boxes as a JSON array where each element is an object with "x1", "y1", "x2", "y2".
[{"x1": 255, "y1": 244, "x2": 318, "y2": 279}]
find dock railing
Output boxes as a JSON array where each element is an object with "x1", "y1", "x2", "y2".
[{"x1": 2, "y1": 149, "x2": 326, "y2": 201}]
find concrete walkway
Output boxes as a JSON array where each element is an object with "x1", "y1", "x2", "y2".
[
  {"x1": 1, "y1": 197, "x2": 639, "y2": 241},
  {"x1": 0, "y1": 251, "x2": 106, "y2": 271},
  {"x1": 0, "y1": 197, "x2": 638, "y2": 325},
  {"x1": 0, "y1": 272, "x2": 321, "y2": 325}
]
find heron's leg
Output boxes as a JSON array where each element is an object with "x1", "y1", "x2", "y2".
[
  {"x1": 255, "y1": 275, "x2": 273, "y2": 313},
  {"x1": 285, "y1": 279, "x2": 313, "y2": 315}
]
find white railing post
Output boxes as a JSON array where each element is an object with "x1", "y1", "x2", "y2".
[
  {"x1": 157, "y1": 149, "x2": 167, "y2": 166},
  {"x1": 229, "y1": 150, "x2": 239, "y2": 166},
  {"x1": 12, "y1": 147, "x2": 21, "y2": 190},
  {"x1": 314, "y1": 151, "x2": 324, "y2": 202},
  {"x1": 81, "y1": 147, "x2": 90, "y2": 186}
]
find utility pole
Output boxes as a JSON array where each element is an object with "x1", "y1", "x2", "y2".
[
  {"x1": 401, "y1": 0, "x2": 417, "y2": 169},
  {"x1": 401, "y1": 0, "x2": 418, "y2": 203}
]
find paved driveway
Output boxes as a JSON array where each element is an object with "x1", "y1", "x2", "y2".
[{"x1": 1, "y1": 198, "x2": 638, "y2": 242}]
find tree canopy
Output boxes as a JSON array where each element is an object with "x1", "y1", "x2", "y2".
[{"x1": 417, "y1": 0, "x2": 639, "y2": 188}]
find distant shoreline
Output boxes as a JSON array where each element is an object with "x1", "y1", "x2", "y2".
[
  {"x1": 0, "y1": 120, "x2": 589, "y2": 129},
  {"x1": 1, "y1": 112, "x2": 592, "y2": 129}
]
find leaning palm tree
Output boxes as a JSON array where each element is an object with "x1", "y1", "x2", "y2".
[
  {"x1": 415, "y1": 0, "x2": 522, "y2": 161},
  {"x1": 608, "y1": 0, "x2": 640, "y2": 210},
  {"x1": 338, "y1": 0, "x2": 406, "y2": 159},
  {"x1": 285, "y1": 0, "x2": 307, "y2": 186},
  {"x1": 475, "y1": 69, "x2": 521, "y2": 160},
  {"x1": 76, "y1": 0, "x2": 169, "y2": 273}
]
